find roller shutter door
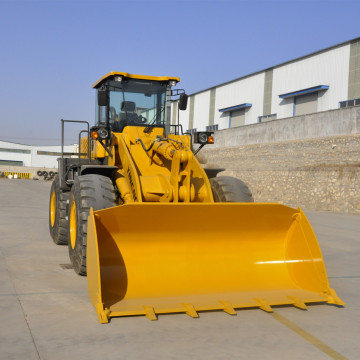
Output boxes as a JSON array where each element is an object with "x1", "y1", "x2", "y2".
[
  {"x1": 294, "y1": 93, "x2": 318, "y2": 116},
  {"x1": 230, "y1": 109, "x2": 245, "y2": 127}
]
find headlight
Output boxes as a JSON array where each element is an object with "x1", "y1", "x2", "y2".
[
  {"x1": 197, "y1": 132, "x2": 208, "y2": 144},
  {"x1": 98, "y1": 128, "x2": 109, "y2": 139},
  {"x1": 194, "y1": 132, "x2": 215, "y2": 145},
  {"x1": 91, "y1": 127, "x2": 110, "y2": 140}
]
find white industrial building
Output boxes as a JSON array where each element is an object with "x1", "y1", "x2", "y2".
[
  {"x1": 172, "y1": 37, "x2": 360, "y2": 132},
  {"x1": 0, "y1": 140, "x2": 77, "y2": 168}
]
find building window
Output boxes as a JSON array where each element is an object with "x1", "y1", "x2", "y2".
[
  {"x1": 186, "y1": 128, "x2": 197, "y2": 135},
  {"x1": 206, "y1": 124, "x2": 218, "y2": 131},
  {"x1": 339, "y1": 98, "x2": 360, "y2": 108},
  {"x1": 37, "y1": 151, "x2": 62, "y2": 156},
  {"x1": 258, "y1": 114, "x2": 277, "y2": 122},
  {"x1": 0, "y1": 148, "x2": 31, "y2": 154},
  {"x1": 0, "y1": 159, "x2": 23, "y2": 166}
]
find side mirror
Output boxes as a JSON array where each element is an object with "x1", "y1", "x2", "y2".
[
  {"x1": 98, "y1": 87, "x2": 108, "y2": 107},
  {"x1": 178, "y1": 93, "x2": 188, "y2": 111}
]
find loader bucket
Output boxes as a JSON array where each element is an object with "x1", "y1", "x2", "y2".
[{"x1": 87, "y1": 203, "x2": 344, "y2": 323}]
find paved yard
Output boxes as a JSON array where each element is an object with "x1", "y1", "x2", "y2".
[{"x1": 0, "y1": 179, "x2": 359, "y2": 360}]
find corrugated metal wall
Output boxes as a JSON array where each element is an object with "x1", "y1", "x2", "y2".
[
  {"x1": 0, "y1": 141, "x2": 32, "y2": 166},
  {"x1": 171, "y1": 41, "x2": 354, "y2": 133},
  {"x1": 0, "y1": 141, "x2": 76, "y2": 168},
  {"x1": 272, "y1": 44, "x2": 350, "y2": 116},
  {"x1": 214, "y1": 72, "x2": 265, "y2": 129},
  {"x1": 193, "y1": 90, "x2": 211, "y2": 131}
]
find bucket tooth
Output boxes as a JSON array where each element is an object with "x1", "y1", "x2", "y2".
[
  {"x1": 143, "y1": 306, "x2": 157, "y2": 320},
  {"x1": 96, "y1": 303, "x2": 110, "y2": 324},
  {"x1": 326, "y1": 289, "x2": 345, "y2": 306},
  {"x1": 254, "y1": 298, "x2": 273, "y2": 313},
  {"x1": 219, "y1": 301, "x2": 237, "y2": 315},
  {"x1": 288, "y1": 296, "x2": 308, "y2": 310},
  {"x1": 182, "y1": 303, "x2": 199, "y2": 318},
  {"x1": 292, "y1": 213, "x2": 301, "y2": 222}
]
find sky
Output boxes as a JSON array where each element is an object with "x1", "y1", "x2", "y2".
[{"x1": 0, "y1": 0, "x2": 359, "y2": 145}]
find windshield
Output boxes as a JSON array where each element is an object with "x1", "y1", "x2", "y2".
[{"x1": 97, "y1": 79, "x2": 169, "y2": 133}]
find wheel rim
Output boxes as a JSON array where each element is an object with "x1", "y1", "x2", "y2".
[
  {"x1": 50, "y1": 191, "x2": 56, "y2": 227},
  {"x1": 69, "y1": 201, "x2": 77, "y2": 249}
]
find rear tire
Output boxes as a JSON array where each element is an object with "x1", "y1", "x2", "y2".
[
  {"x1": 210, "y1": 176, "x2": 254, "y2": 203},
  {"x1": 49, "y1": 175, "x2": 70, "y2": 245},
  {"x1": 68, "y1": 174, "x2": 117, "y2": 276}
]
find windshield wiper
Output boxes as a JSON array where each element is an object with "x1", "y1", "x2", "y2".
[{"x1": 144, "y1": 105, "x2": 165, "y2": 133}]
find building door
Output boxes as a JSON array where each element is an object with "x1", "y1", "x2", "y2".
[
  {"x1": 294, "y1": 92, "x2": 318, "y2": 116},
  {"x1": 230, "y1": 109, "x2": 245, "y2": 127}
]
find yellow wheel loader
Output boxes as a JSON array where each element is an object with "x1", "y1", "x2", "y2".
[{"x1": 50, "y1": 72, "x2": 344, "y2": 323}]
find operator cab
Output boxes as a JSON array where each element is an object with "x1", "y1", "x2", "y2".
[{"x1": 93, "y1": 72, "x2": 180, "y2": 134}]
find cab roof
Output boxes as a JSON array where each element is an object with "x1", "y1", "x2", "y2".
[{"x1": 92, "y1": 72, "x2": 180, "y2": 89}]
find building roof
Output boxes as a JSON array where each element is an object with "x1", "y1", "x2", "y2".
[
  {"x1": 0, "y1": 139, "x2": 31, "y2": 147},
  {"x1": 189, "y1": 36, "x2": 360, "y2": 97}
]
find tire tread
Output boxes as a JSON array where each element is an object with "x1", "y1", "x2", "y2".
[
  {"x1": 210, "y1": 176, "x2": 254, "y2": 203},
  {"x1": 68, "y1": 174, "x2": 116, "y2": 276}
]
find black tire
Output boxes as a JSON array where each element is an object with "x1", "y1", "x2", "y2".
[
  {"x1": 49, "y1": 175, "x2": 70, "y2": 245},
  {"x1": 68, "y1": 174, "x2": 117, "y2": 276},
  {"x1": 37, "y1": 170, "x2": 43, "y2": 176},
  {"x1": 49, "y1": 171, "x2": 55, "y2": 177},
  {"x1": 42, "y1": 171, "x2": 48, "y2": 177},
  {"x1": 210, "y1": 176, "x2": 254, "y2": 203}
]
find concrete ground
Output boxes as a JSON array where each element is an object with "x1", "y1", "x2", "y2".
[{"x1": 0, "y1": 179, "x2": 359, "y2": 360}]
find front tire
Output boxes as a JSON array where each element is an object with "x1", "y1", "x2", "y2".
[
  {"x1": 210, "y1": 176, "x2": 254, "y2": 203},
  {"x1": 68, "y1": 174, "x2": 117, "y2": 275},
  {"x1": 49, "y1": 175, "x2": 70, "y2": 245}
]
